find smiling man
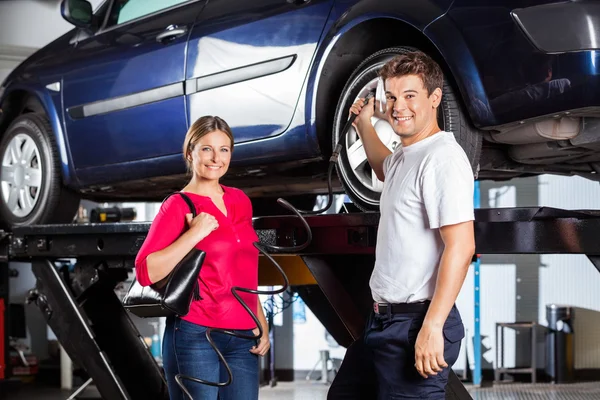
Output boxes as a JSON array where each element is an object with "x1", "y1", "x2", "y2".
[{"x1": 328, "y1": 51, "x2": 476, "y2": 399}]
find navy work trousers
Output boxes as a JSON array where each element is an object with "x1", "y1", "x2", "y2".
[{"x1": 328, "y1": 303, "x2": 465, "y2": 400}]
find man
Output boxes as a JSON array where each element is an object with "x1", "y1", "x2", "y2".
[{"x1": 328, "y1": 51, "x2": 476, "y2": 399}]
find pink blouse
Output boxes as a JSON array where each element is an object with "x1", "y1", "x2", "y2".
[{"x1": 135, "y1": 186, "x2": 259, "y2": 330}]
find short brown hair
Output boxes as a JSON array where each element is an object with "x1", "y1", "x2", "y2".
[
  {"x1": 379, "y1": 51, "x2": 443, "y2": 96},
  {"x1": 183, "y1": 116, "x2": 234, "y2": 172}
]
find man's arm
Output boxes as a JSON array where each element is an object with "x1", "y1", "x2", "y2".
[
  {"x1": 351, "y1": 97, "x2": 392, "y2": 181},
  {"x1": 414, "y1": 221, "x2": 475, "y2": 378},
  {"x1": 414, "y1": 153, "x2": 476, "y2": 379},
  {"x1": 426, "y1": 221, "x2": 475, "y2": 327}
]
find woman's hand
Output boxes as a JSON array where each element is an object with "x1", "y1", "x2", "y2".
[
  {"x1": 250, "y1": 326, "x2": 270, "y2": 357},
  {"x1": 185, "y1": 212, "x2": 219, "y2": 241}
]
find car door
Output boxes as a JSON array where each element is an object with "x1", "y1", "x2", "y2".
[
  {"x1": 184, "y1": 0, "x2": 334, "y2": 145},
  {"x1": 61, "y1": 0, "x2": 207, "y2": 171}
]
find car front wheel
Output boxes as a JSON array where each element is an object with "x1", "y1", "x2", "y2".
[
  {"x1": 0, "y1": 113, "x2": 80, "y2": 228},
  {"x1": 332, "y1": 46, "x2": 482, "y2": 211}
]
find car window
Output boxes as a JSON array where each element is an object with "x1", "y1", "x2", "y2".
[{"x1": 108, "y1": 0, "x2": 191, "y2": 26}]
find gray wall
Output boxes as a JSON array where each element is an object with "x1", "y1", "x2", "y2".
[
  {"x1": 454, "y1": 174, "x2": 600, "y2": 375},
  {"x1": 0, "y1": 0, "x2": 104, "y2": 82}
]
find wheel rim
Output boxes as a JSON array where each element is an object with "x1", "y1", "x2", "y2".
[
  {"x1": 338, "y1": 64, "x2": 399, "y2": 202},
  {"x1": 1, "y1": 133, "x2": 42, "y2": 218},
  {"x1": 345, "y1": 79, "x2": 398, "y2": 193}
]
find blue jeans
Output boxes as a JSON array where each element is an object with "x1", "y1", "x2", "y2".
[{"x1": 162, "y1": 317, "x2": 259, "y2": 400}]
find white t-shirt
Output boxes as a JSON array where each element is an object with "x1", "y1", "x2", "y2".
[{"x1": 369, "y1": 130, "x2": 475, "y2": 304}]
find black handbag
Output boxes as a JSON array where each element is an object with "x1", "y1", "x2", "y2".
[{"x1": 122, "y1": 192, "x2": 206, "y2": 318}]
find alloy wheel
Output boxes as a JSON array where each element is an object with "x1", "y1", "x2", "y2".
[
  {"x1": 343, "y1": 74, "x2": 399, "y2": 195},
  {"x1": 1, "y1": 133, "x2": 43, "y2": 218}
]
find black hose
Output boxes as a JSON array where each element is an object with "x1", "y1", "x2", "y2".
[
  {"x1": 174, "y1": 199, "x2": 308, "y2": 397},
  {"x1": 174, "y1": 92, "x2": 374, "y2": 398}
]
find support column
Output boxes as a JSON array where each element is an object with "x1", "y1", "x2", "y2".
[
  {"x1": 480, "y1": 177, "x2": 541, "y2": 376},
  {"x1": 273, "y1": 290, "x2": 294, "y2": 382},
  {"x1": 0, "y1": 234, "x2": 9, "y2": 381},
  {"x1": 514, "y1": 178, "x2": 541, "y2": 371},
  {"x1": 0, "y1": 261, "x2": 7, "y2": 380}
]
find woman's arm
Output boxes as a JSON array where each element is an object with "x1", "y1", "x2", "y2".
[
  {"x1": 251, "y1": 300, "x2": 271, "y2": 357},
  {"x1": 145, "y1": 227, "x2": 205, "y2": 283},
  {"x1": 135, "y1": 198, "x2": 218, "y2": 285}
]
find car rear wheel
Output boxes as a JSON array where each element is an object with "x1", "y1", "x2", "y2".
[
  {"x1": 0, "y1": 113, "x2": 80, "y2": 228},
  {"x1": 332, "y1": 46, "x2": 482, "y2": 211}
]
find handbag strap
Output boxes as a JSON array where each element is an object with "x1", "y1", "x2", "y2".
[{"x1": 162, "y1": 192, "x2": 197, "y2": 218}]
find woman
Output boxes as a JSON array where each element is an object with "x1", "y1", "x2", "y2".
[{"x1": 134, "y1": 116, "x2": 270, "y2": 399}]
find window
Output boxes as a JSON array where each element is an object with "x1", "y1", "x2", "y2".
[{"x1": 107, "y1": 0, "x2": 191, "y2": 26}]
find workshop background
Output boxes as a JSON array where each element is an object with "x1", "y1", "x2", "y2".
[{"x1": 1, "y1": 1, "x2": 600, "y2": 399}]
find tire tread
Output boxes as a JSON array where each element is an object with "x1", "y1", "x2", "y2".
[
  {"x1": 0, "y1": 113, "x2": 79, "y2": 228},
  {"x1": 332, "y1": 46, "x2": 482, "y2": 212}
]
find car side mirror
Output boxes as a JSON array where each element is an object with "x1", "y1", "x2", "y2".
[{"x1": 60, "y1": 0, "x2": 94, "y2": 29}]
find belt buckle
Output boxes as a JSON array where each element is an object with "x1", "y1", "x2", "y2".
[
  {"x1": 373, "y1": 302, "x2": 379, "y2": 314},
  {"x1": 374, "y1": 302, "x2": 385, "y2": 314}
]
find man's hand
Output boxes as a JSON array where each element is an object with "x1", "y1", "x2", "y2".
[
  {"x1": 250, "y1": 327, "x2": 271, "y2": 357},
  {"x1": 374, "y1": 98, "x2": 390, "y2": 120},
  {"x1": 349, "y1": 96, "x2": 375, "y2": 136},
  {"x1": 414, "y1": 322, "x2": 447, "y2": 379}
]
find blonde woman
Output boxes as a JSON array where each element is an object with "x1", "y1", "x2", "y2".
[{"x1": 135, "y1": 116, "x2": 269, "y2": 399}]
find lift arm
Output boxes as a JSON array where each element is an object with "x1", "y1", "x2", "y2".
[{"x1": 2, "y1": 207, "x2": 600, "y2": 399}]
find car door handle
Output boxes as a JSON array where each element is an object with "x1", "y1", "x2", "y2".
[
  {"x1": 156, "y1": 25, "x2": 188, "y2": 44},
  {"x1": 286, "y1": 0, "x2": 311, "y2": 5}
]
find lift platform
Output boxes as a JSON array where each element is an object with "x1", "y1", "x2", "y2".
[{"x1": 1, "y1": 206, "x2": 600, "y2": 399}]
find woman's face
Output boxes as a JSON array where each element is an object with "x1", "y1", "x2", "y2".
[{"x1": 188, "y1": 129, "x2": 232, "y2": 182}]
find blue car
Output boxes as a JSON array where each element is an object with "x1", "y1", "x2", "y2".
[{"x1": 1, "y1": 0, "x2": 599, "y2": 227}]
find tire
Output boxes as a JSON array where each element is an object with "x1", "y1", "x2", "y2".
[
  {"x1": 332, "y1": 46, "x2": 482, "y2": 211},
  {"x1": 0, "y1": 113, "x2": 80, "y2": 228}
]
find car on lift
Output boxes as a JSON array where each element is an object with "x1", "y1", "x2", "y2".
[{"x1": 1, "y1": 0, "x2": 599, "y2": 228}]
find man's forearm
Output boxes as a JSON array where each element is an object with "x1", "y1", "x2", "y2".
[
  {"x1": 423, "y1": 243, "x2": 474, "y2": 328},
  {"x1": 357, "y1": 122, "x2": 392, "y2": 181}
]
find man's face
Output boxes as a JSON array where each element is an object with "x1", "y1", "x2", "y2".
[{"x1": 384, "y1": 74, "x2": 441, "y2": 139}]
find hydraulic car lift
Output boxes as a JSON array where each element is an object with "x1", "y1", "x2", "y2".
[{"x1": 1, "y1": 206, "x2": 600, "y2": 399}]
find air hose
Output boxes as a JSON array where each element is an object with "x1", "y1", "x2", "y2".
[{"x1": 174, "y1": 91, "x2": 376, "y2": 399}]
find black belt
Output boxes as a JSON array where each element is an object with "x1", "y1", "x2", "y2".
[{"x1": 373, "y1": 300, "x2": 430, "y2": 315}]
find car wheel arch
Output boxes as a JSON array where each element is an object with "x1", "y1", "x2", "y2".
[
  {"x1": 0, "y1": 112, "x2": 81, "y2": 228},
  {"x1": 0, "y1": 89, "x2": 29, "y2": 133},
  {"x1": 311, "y1": 16, "x2": 474, "y2": 158},
  {"x1": 2, "y1": 90, "x2": 50, "y2": 132},
  {"x1": 1, "y1": 87, "x2": 78, "y2": 188}
]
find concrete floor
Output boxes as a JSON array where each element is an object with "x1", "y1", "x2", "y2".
[
  {"x1": 260, "y1": 381, "x2": 329, "y2": 399},
  {"x1": 467, "y1": 381, "x2": 600, "y2": 400},
  {"x1": 1, "y1": 381, "x2": 330, "y2": 400},
  {"x1": 3, "y1": 380, "x2": 600, "y2": 399},
  {"x1": 262, "y1": 381, "x2": 600, "y2": 400}
]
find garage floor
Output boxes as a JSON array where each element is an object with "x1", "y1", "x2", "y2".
[
  {"x1": 467, "y1": 381, "x2": 600, "y2": 400},
  {"x1": 261, "y1": 381, "x2": 600, "y2": 400},
  {"x1": 2, "y1": 380, "x2": 600, "y2": 399}
]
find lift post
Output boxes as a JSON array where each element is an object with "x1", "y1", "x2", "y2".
[
  {"x1": 1, "y1": 206, "x2": 599, "y2": 399},
  {"x1": 473, "y1": 181, "x2": 482, "y2": 387},
  {"x1": 0, "y1": 231, "x2": 9, "y2": 382}
]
